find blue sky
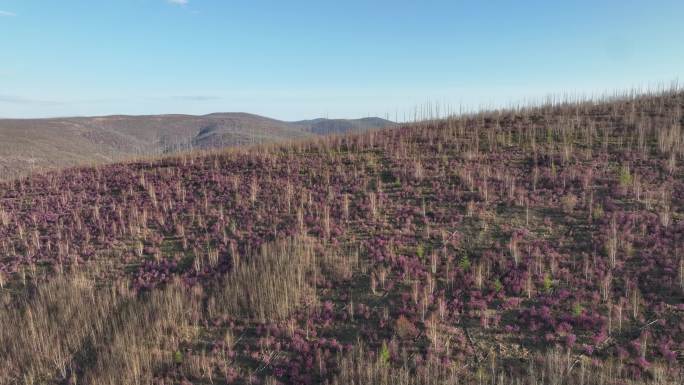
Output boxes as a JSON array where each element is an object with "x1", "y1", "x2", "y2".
[{"x1": 1, "y1": 1, "x2": 682, "y2": 120}]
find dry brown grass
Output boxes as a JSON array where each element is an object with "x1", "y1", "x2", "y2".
[
  {"x1": 0, "y1": 274, "x2": 121, "y2": 384},
  {"x1": 213, "y1": 236, "x2": 319, "y2": 323},
  {"x1": 0, "y1": 273, "x2": 198, "y2": 385},
  {"x1": 80, "y1": 282, "x2": 200, "y2": 385},
  {"x1": 328, "y1": 342, "x2": 461, "y2": 385},
  {"x1": 0, "y1": 233, "x2": 342, "y2": 384},
  {"x1": 328, "y1": 344, "x2": 683, "y2": 385}
]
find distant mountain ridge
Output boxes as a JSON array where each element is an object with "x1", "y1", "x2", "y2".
[
  {"x1": 293, "y1": 117, "x2": 392, "y2": 135},
  {"x1": 0, "y1": 113, "x2": 394, "y2": 179}
]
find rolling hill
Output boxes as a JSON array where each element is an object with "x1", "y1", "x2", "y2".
[
  {"x1": 0, "y1": 89, "x2": 682, "y2": 384},
  {"x1": 0, "y1": 113, "x2": 394, "y2": 180}
]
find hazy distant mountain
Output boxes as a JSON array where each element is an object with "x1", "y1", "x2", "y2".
[
  {"x1": 0, "y1": 113, "x2": 394, "y2": 180},
  {"x1": 293, "y1": 117, "x2": 394, "y2": 135}
]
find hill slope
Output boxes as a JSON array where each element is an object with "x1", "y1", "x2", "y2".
[
  {"x1": 0, "y1": 113, "x2": 394, "y2": 180},
  {"x1": 0, "y1": 91, "x2": 682, "y2": 384},
  {"x1": 294, "y1": 117, "x2": 393, "y2": 135}
]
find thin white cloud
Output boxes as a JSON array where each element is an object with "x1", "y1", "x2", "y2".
[
  {"x1": 172, "y1": 95, "x2": 221, "y2": 101},
  {"x1": 0, "y1": 11, "x2": 17, "y2": 17},
  {"x1": 0, "y1": 95, "x2": 61, "y2": 105},
  {"x1": 167, "y1": 0, "x2": 188, "y2": 5}
]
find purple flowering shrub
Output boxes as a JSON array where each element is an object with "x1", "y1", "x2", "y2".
[{"x1": 0, "y1": 90, "x2": 682, "y2": 384}]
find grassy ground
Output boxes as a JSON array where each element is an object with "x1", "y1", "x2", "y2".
[{"x1": 0, "y1": 90, "x2": 682, "y2": 384}]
